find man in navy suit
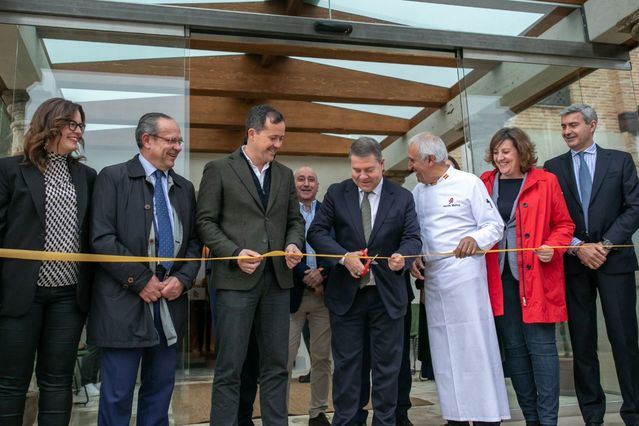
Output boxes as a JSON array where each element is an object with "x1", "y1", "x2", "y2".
[
  {"x1": 544, "y1": 104, "x2": 639, "y2": 426},
  {"x1": 307, "y1": 137, "x2": 422, "y2": 426}
]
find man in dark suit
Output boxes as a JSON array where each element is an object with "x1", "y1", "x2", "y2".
[
  {"x1": 89, "y1": 112, "x2": 202, "y2": 424},
  {"x1": 288, "y1": 165, "x2": 332, "y2": 426},
  {"x1": 355, "y1": 272, "x2": 416, "y2": 426},
  {"x1": 196, "y1": 104, "x2": 305, "y2": 425},
  {"x1": 544, "y1": 103, "x2": 639, "y2": 426},
  {"x1": 307, "y1": 137, "x2": 422, "y2": 426}
]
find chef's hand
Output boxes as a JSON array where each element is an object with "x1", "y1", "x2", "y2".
[
  {"x1": 388, "y1": 253, "x2": 405, "y2": 271},
  {"x1": 453, "y1": 236, "x2": 479, "y2": 258},
  {"x1": 410, "y1": 257, "x2": 424, "y2": 280}
]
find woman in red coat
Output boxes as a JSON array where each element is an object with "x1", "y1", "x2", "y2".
[{"x1": 480, "y1": 127, "x2": 574, "y2": 426}]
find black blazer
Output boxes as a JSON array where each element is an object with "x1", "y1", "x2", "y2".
[
  {"x1": 88, "y1": 155, "x2": 202, "y2": 348},
  {"x1": 544, "y1": 145, "x2": 639, "y2": 274},
  {"x1": 0, "y1": 155, "x2": 96, "y2": 317},
  {"x1": 307, "y1": 179, "x2": 422, "y2": 320},
  {"x1": 291, "y1": 200, "x2": 332, "y2": 313}
]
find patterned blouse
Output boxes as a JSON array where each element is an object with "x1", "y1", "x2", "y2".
[{"x1": 36, "y1": 153, "x2": 80, "y2": 287}]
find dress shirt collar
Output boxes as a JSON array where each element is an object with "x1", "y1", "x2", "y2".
[
  {"x1": 358, "y1": 178, "x2": 384, "y2": 197},
  {"x1": 138, "y1": 153, "x2": 168, "y2": 180},
  {"x1": 241, "y1": 145, "x2": 271, "y2": 173},
  {"x1": 299, "y1": 199, "x2": 317, "y2": 214},
  {"x1": 570, "y1": 142, "x2": 597, "y2": 157}
]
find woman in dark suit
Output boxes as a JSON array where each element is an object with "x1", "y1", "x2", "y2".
[{"x1": 0, "y1": 98, "x2": 96, "y2": 425}]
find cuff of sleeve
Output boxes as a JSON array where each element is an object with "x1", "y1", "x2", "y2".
[{"x1": 568, "y1": 237, "x2": 583, "y2": 256}]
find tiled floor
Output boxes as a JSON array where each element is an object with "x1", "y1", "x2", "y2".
[{"x1": 69, "y1": 372, "x2": 625, "y2": 425}]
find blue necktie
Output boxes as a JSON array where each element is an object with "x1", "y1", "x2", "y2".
[
  {"x1": 577, "y1": 152, "x2": 592, "y2": 232},
  {"x1": 154, "y1": 170, "x2": 174, "y2": 271}
]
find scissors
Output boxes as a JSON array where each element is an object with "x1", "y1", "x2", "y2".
[{"x1": 360, "y1": 250, "x2": 379, "y2": 276}]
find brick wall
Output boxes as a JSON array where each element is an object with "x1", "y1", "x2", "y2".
[{"x1": 506, "y1": 47, "x2": 639, "y2": 167}]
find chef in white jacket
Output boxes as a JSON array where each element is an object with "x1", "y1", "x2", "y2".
[{"x1": 408, "y1": 132, "x2": 510, "y2": 425}]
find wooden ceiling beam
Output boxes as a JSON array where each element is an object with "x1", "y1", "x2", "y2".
[
  {"x1": 190, "y1": 128, "x2": 351, "y2": 157},
  {"x1": 79, "y1": 95, "x2": 408, "y2": 135},
  {"x1": 182, "y1": 2, "x2": 389, "y2": 23},
  {"x1": 190, "y1": 97, "x2": 408, "y2": 134},
  {"x1": 285, "y1": 0, "x2": 303, "y2": 16},
  {"x1": 55, "y1": 55, "x2": 451, "y2": 107},
  {"x1": 189, "y1": 35, "x2": 458, "y2": 67}
]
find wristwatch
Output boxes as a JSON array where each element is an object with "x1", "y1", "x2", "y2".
[{"x1": 602, "y1": 238, "x2": 614, "y2": 252}]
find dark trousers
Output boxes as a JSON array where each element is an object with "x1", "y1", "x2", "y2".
[
  {"x1": 0, "y1": 285, "x2": 85, "y2": 426},
  {"x1": 494, "y1": 272, "x2": 559, "y2": 425},
  {"x1": 330, "y1": 286, "x2": 403, "y2": 426},
  {"x1": 566, "y1": 269, "x2": 639, "y2": 425},
  {"x1": 356, "y1": 303, "x2": 412, "y2": 423},
  {"x1": 396, "y1": 307, "x2": 413, "y2": 418},
  {"x1": 238, "y1": 327, "x2": 259, "y2": 426},
  {"x1": 98, "y1": 301, "x2": 177, "y2": 426},
  {"x1": 417, "y1": 302, "x2": 434, "y2": 380},
  {"x1": 80, "y1": 345, "x2": 101, "y2": 386},
  {"x1": 210, "y1": 269, "x2": 290, "y2": 426}
]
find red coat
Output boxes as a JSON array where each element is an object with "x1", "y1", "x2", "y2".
[{"x1": 480, "y1": 168, "x2": 575, "y2": 323}]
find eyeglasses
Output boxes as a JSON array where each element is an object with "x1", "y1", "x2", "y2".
[
  {"x1": 149, "y1": 134, "x2": 184, "y2": 147},
  {"x1": 67, "y1": 120, "x2": 86, "y2": 133}
]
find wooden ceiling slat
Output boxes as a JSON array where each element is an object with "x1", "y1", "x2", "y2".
[
  {"x1": 54, "y1": 55, "x2": 451, "y2": 107},
  {"x1": 79, "y1": 95, "x2": 407, "y2": 134},
  {"x1": 189, "y1": 36, "x2": 458, "y2": 67},
  {"x1": 190, "y1": 128, "x2": 351, "y2": 156},
  {"x1": 191, "y1": 97, "x2": 409, "y2": 135}
]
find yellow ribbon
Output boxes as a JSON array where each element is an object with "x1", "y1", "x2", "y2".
[{"x1": 0, "y1": 245, "x2": 634, "y2": 263}]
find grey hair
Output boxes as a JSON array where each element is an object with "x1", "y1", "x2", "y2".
[
  {"x1": 349, "y1": 137, "x2": 382, "y2": 162},
  {"x1": 407, "y1": 132, "x2": 448, "y2": 162},
  {"x1": 560, "y1": 103, "x2": 598, "y2": 124},
  {"x1": 135, "y1": 112, "x2": 173, "y2": 148}
]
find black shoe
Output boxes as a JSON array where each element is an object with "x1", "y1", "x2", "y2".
[
  {"x1": 309, "y1": 412, "x2": 331, "y2": 426},
  {"x1": 298, "y1": 372, "x2": 311, "y2": 383},
  {"x1": 396, "y1": 415, "x2": 414, "y2": 426}
]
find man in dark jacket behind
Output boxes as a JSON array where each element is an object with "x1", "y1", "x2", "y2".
[{"x1": 88, "y1": 112, "x2": 202, "y2": 425}]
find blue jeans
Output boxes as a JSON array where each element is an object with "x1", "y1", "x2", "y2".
[{"x1": 494, "y1": 271, "x2": 559, "y2": 426}]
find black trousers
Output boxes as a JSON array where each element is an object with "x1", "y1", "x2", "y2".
[
  {"x1": 0, "y1": 285, "x2": 85, "y2": 426},
  {"x1": 238, "y1": 326, "x2": 259, "y2": 426},
  {"x1": 566, "y1": 269, "x2": 639, "y2": 425}
]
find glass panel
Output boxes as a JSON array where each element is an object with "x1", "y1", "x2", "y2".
[
  {"x1": 0, "y1": 22, "x2": 193, "y2": 423},
  {"x1": 96, "y1": 0, "x2": 586, "y2": 41},
  {"x1": 459, "y1": 46, "x2": 639, "y2": 406}
]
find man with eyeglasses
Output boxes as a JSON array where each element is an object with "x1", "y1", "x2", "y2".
[{"x1": 88, "y1": 112, "x2": 202, "y2": 425}]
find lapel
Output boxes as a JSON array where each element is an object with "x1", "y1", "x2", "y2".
[
  {"x1": 127, "y1": 155, "x2": 154, "y2": 241},
  {"x1": 266, "y1": 162, "x2": 281, "y2": 215},
  {"x1": 368, "y1": 179, "x2": 393, "y2": 246},
  {"x1": 20, "y1": 163, "x2": 45, "y2": 226},
  {"x1": 68, "y1": 162, "x2": 88, "y2": 230},
  {"x1": 590, "y1": 145, "x2": 610, "y2": 204},
  {"x1": 168, "y1": 169, "x2": 188, "y2": 237},
  {"x1": 228, "y1": 148, "x2": 264, "y2": 212},
  {"x1": 560, "y1": 151, "x2": 581, "y2": 206},
  {"x1": 344, "y1": 181, "x2": 366, "y2": 247}
]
